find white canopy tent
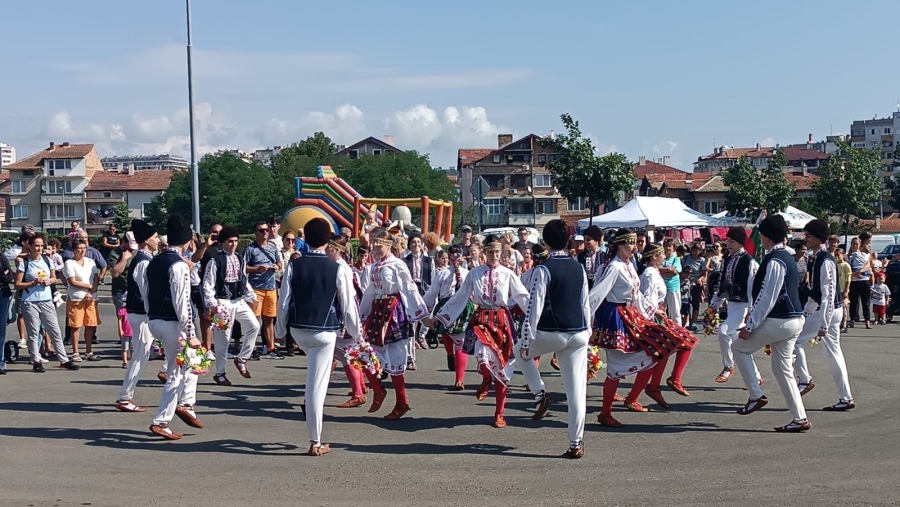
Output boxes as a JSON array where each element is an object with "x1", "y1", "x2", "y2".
[
  {"x1": 576, "y1": 196, "x2": 729, "y2": 229},
  {"x1": 711, "y1": 206, "x2": 816, "y2": 230}
]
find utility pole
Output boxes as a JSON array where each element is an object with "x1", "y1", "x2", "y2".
[{"x1": 186, "y1": 0, "x2": 201, "y2": 232}]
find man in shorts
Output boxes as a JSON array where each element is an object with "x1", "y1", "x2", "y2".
[{"x1": 245, "y1": 221, "x2": 283, "y2": 359}]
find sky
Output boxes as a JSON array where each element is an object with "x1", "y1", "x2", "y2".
[{"x1": 2, "y1": 0, "x2": 899, "y2": 172}]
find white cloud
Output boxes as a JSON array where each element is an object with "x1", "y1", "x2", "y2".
[
  {"x1": 759, "y1": 137, "x2": 776, "y2": 147},
  {"x1": 652, "y1": 140, "x2": 679, "y2": 154},
  {"x1": 385, "y1": 104, "x2": 507, "y2": 152}
]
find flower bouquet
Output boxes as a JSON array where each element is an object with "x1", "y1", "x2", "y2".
[
  {"x1": 587, "y1": 345, "x2": 605, "y2": 380},
  {"x1": 176, "y1": 339, "x2": 212, "y2": 375},
  {"x1": 344, "y1": 342, "x2": 382, "y2": 376},
  {"x1": 703, "y1": 307, "x2": 721, "y2": 336},
  {"x1": 207, "y1": 303, "x2": 234, "y2": 331}
]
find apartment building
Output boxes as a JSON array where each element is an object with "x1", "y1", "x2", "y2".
[
  {"x1": 4, "y1": 142, "x2": 103, "y2": 233},
  {"x1": 101, "y1": 154, "x2": 188, "y2": 172},
  {"x1": 457, "y1": 134, "x2": 591, "y2": 230},
  {"x1": 0, "y1": 143, "x2": 15, "y2": 167},
  {"x1": 693, "y1": 137, "x2": 831, "y2": 175}
]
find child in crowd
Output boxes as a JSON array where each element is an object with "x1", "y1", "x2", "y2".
[
  {"x1": 680, "y1": 265, "x2": 693, "y2": 328},
  {"x1": 119, "y1": 308, "x2": 133, "y2": 368},
  {"x1": 835, "y1": 248, "x2": 852, "y2": 332},
  {"x1": 871, "y1": 272, "x2": 891, "y2": 325}
]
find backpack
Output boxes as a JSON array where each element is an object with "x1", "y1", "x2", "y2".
[
  {"x1": 3, "y1": 340, "x2": 19, "y2": 363},
  {"x1": 18, "y1": 254, "x2": 54, "y2": 295}
]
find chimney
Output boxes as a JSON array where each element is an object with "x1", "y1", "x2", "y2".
[
  {"x1": 755, "y1": 143, "x2": 760, "y2": 151},
  {"x1": 808, "y1": 133, "x2": 813, "y2": 143},
  {"x1": 49, "y1": 142, "x2": 55, "y2": 150},
  {"x1": 498, "y1": 134, "x2": 513, "y2": 148},
  {"x1": 62, "y1": 142, "x2": 70, "y2": 147},
  {"x1": 638, "y1": 156, "x2": 647, "y2": 166},
  {"x1": 382, "y1": 135, "x2": 395, "y2": 147},
  {"x1": 126, "y1": 163, "x2": 135, "y2": 176},
  {"x1": 662, "y1": 155, "x2": 671, "y2": 167}
]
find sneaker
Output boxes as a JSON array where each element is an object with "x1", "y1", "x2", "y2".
[
  {"x1": 205, "y1": 350, "x2": 216, "y2": 361},
  {"x1": 33, "y1": 363, "x2": 45, "y2": 373},
  {"x1": 18, "y1": 338, "x2": 27, "y2": 348},
  {"x1": 39, "y1": 357, "x2": 50, "y2": 364},
  {"x1": 265, "y1": 350, "x2": 285, "y2": 360},
  {"x1": 59, "y1": 361, "x2": 80, "y2": 371}
]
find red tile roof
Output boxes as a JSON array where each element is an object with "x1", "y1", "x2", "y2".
[
  {"x1": 458, "y1": 149, "x2": 493, "y2": 165},
  {"x1": 692, "y1": 174, "x2": 818, "y2": 193},
  {"x1": 86, "y1": 170, "x2": 174, "y2": 191},
  {"x1": 699, "y1": 145, "x2": 831, "y2": 164},
  {"x1": 782, "y1": 145, "x2": 831, "y2": 161},
  {"x1": 634, "y1": 160, "x2": 686, "y2": 179},
  {"x1": 643, "y1": 172, "x2": 711, "y2": 191},
  {"x1": 6, "y1": 143, "x2": 95, "y2": 170}
]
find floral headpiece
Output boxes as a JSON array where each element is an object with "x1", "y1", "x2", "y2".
[{"x1": 328, "y1": 240, "x2": 348, "y2": 253}]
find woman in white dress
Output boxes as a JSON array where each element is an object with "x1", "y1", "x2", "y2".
[
  {"x1": 326, "y1": 235, "x2": 368, "y2": 409},
  {"x1": 358, "y1": 229, "x2": 429, "y2": 420},
  {"x1": 429, "y1": 235, "x2": 530, "y2": 428},
  {"x1": 588, "y1": 229, "x2": 695, "y2": 428},
  {"x1": 423, "y1": 245, "x2": 472, "y2": 390}
]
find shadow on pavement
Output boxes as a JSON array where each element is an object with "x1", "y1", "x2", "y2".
[
  {"x1": 0, "y1": 426, "x2": 307, "y2": 455},
  {"x1": 329, "y1": 441, "x2": 556, "y2": 459}
]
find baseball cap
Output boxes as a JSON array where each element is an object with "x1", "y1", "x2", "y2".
[
  {"x1": 574, "y1": 235, "x2": 584, "y2": 241},
  {"x1": 461, "y1": 225, "x2": 473, "y2": 232},
  {"x1": 126, "y1": 231, "x2": 139, "y2": 250}
]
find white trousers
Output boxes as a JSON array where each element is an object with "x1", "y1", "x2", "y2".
[
  {"x1": 733, "y1": 316, "x2": 807, "y2": 422},
  {"x1": 213, "y1": 299, "x2": 261, "y2": 375},
  {"x1": 717, "y1": 302, "x2": 761, "y2": 379},
  {"x1": 294, "y1": 329, "x2": 336, "y2": 444},
  {"x1": 516, "y1": 330, "x2": 589, "y2": 446},
  {"x1": 665, "y1": 291, "x2": 681, "y2": 322},
  {"x1": 794, "y1": 307, "x2": 853, "y2": 402},
  {"x1": 150, "y1": 320, "x2": 199, "y2": 425},
  {"x1": 117, "y1": 314, "x2": 154, "y2": 402}
]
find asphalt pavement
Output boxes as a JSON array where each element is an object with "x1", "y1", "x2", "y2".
[{"x1": 1, "y1": 303, "x2": 899, "y2": 507}]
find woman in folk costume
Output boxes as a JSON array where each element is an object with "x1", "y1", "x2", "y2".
[
  {"x1": 358, "y1": 229, "x2": 429, "y2": 420},
  {"x1": 637, "y1": 242, "x2": 695, "y2": 409},
  {"x1": 423, "y1": 245, "x2": 472, "y2": 390},
  {"x1": 588, "y1": 228, "x2": 696, "y2": 428},
  {"x1": 428, "y1": 234, "x2": 530, "y2": 428},
  {"x1": 325, "y1": 235, "x2": 368, "y2": 409}
]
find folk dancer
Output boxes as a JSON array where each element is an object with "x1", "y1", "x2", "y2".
[
  {"x1": 148, "y1": 216, "x2": 204, "y2": 440},
  {"x1": 275, "y1": 219, "x2": 361, "y2": 456},
  {"x1": 709, "y1": 227, "x2": 763, "y2": 385},
  {"x1": 576, "y1": 225, "x2": 607, "y2": 290},
  {"x1": 588, "y1": 228, "x2": 695, "y2": 428},
  {"x1": 734, "y1": 214, "x2": 811, "y2": 432},
  {"x1": 422, "y1": 244, "x2": 472, "y2": 390},
  {"x1": 325, "y1": 235, "x2": 368, "y2": 408},
  {"x1": 428, "y1": 234, "x2": 530, "y2": 428},
  {"x1": 794, "y1": 219, "x2": 855, "y2": 411},
  {"x1": 517, "y1": 220, "x2": 590, "y2": 458},
  {"x1": 403, "y1": 232, "x2": 434, "y2": 362},
  {"x1": 636, "y1": 242, "x2": 677, "y2": 409},
  {"x1": 359, "y1": 229, "x2": 429, "y2": 420},
  {"x1": 201, "y1": 226, "x2": 260, "y2": 386},
  {"x1": 114, "y1": 220, "x2": 160, "y2": 412}
]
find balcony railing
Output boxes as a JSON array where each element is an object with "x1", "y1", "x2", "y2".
[{"x1": 40, "y1": 194, "x2": 83, "y2": 205}]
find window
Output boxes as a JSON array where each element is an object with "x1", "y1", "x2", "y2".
[
  {"x1": 49, "y1": 160, "x2": 71, "y2": 170},
  {"x1": 886, "y1": 128, "x2": 892, "y2": 134},
  {"x1": 372, "y1": 149, "x2": 382, "y2": 156},
  {"x1": 538, "y1": 154, "x2": 547, "y2": 164},
  {"x1": 348, "y1": 150, "x2": 359, "y2": 159},
  {"x1": 23, "y1": 170, "x2": 34, "y2": 176},
  {"x1": 46, "y1": 180, "x2": 73, "y2": 194},
  {"x1": 141, "y1": 203, "x2": 150, "y2": 218},
  {"x1": 12, "y1": 205, "x2": 28, "y2": 219},
  {"x1": 567, "y1": 197, "x2": 587, "y2": 212},
  {"x1": 492, "y1": 155, "x2": 501, "y2": 163},
  {"x1": 103, "y1": 192, "x2": 112, "y2": 198},
  {"x1": 46, "y1": 204, "x2": 76, "y2": 219},
  {"x1": 536, "y1": 200, "x2": 554, "y2": 214},
  {"x1": 483, "y1": 198, "x2": 505, "y2": 216},
  {"x1": 509, "y1": 175, "x2": 527, "y2": 188},
  {"x1": 534, "y1": 174, "x2": 553, "y2": 187},
  {"x1": 704, "y1": 201, "x2": 719, "y2": 214},
  {"x1": 547, "y1": 154, "x2": 560, "y2": 162},
  {"x1": 483, "y1": 175, "x2": 505, "y2": 189},
  {"x1": 872, "y1": 129, "x2": 877, "y2": 135},
  {"x1": 11, "y1": 180, "x2": 27, "y2": 194}
]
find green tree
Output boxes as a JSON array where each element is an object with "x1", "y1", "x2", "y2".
[
  {"x1": 146, "y1": 152, "x2": 279, "y2": 232},
  {"x1": 537, "y1": 113, "x2": 634, "y2": 226},
  {"x1": 111, "y1": 202, "x2": 133, "y2": 230},
  {"x1": 341, "y1": 151, "x2": 457, "y2": 203},
  {"x1": 890, "y1": 144, "x2": 900, "y2": 209},
  {"x1": 723, "y1": 150, "x2": 795, "y2": 216},
  {"x1": 812, "y1": 140, "x2": 882, "y2": 235}
]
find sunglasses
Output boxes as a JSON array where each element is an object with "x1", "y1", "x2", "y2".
[{"x1": 256, "y1": 228, "x2": 269, "y2": 233}]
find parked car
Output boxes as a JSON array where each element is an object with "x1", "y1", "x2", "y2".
[{"x1": 878, "y1": 244, "x2": 900, "y2": 261}]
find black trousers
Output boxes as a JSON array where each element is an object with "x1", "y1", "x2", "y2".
[{"x1": 848, "y1": 279, "x2": 872, "y2": 323}]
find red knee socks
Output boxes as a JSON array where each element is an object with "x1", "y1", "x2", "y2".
[
  {"x1": 670, "y1": 349, "x2": 693, "y2": 384},
  {"x1": 390, "y1": 374, "x2": 409, "y2": 407},
  {"x1": 454, "y1": 349, "x2": 468, "y2": 384},
  {"x1": 625, "y1": 369, "x2": 653, "y2": 404},
  {"x1": 364, "y1": 370, "x2": 385, "y2": 395},
  {"x1": 650, "y1": 356, "x2": 669, "y2": 388},
  {"x1": 441, "y1": 334, "x2": 454, "y2": 355},
  {"x1": 494, "y1": 380, "x2": 508, "y2": 416},
  {"x1": 343, "y1": 365, "x2": 364, "y2": 398},
  {"x1": 601, "y1": 378, "x2": 621, "y2": 416}
]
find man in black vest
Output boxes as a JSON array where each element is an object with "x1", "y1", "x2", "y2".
[
  {"x1": 735, "y1": 214, "x2": 810, "y2": 432},
  {"x1": 201, "y1": 226, "x2": 260, "y2": 386},
  {"x1": 794, "y1": 219, "x2": 855, "y2": 411},
  {"x1": 403, "y1": 232, "x2": 434, "y2": 362},
  {"x1": 275, "y1": 218, "x2": 361, "y2": 457},
  {"x1": 709, "y1": 226, "x2": 762, "y2": 385},
  {"x1": 114, "y1": 219, "x2": 160, "y2": 412},
  {"x1": 577, "y1": 225, "x2": 606, "y2": 289},
  {"x1": 518, "y1": 219, "x2": 590, "y2": 459},
  {"x1": 148, "y1": 215, "x2": 204, "y2": 440}
]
